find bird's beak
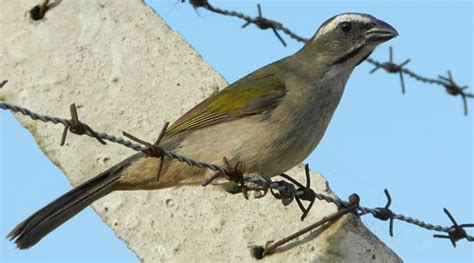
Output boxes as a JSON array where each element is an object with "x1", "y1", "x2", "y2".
[{"x1": 365, "y1": 19, "x2": 398, "y2": 44}]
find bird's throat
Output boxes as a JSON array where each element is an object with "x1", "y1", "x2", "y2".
[{"x1": 332, "y1": 45, "x2": 365, "y2": 65}]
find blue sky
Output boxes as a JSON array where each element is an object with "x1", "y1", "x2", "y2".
[{"x1": 1, "y1": 1, "x2": 472, "y2": 262}]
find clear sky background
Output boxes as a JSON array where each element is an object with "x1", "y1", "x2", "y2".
[{"x1": 1, "y1": 0, "x2": 473, "y2": 262}]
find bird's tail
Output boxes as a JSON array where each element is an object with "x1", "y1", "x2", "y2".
[{"x1": 6, "y1": 155, "x2": 138, "y2": 249}]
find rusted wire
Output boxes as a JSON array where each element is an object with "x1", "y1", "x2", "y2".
[{"x1": 122, "y1": 122, "x2": 170, "y2": 180}]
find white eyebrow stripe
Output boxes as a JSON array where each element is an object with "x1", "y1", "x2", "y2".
[{"x1": 314, "y1": 14, "x2": 372, "y2": 40}]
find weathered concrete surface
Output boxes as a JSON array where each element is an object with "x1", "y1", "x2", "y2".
[{"x1": 0, "y1": 0, "x2": 402, "y2": 262}]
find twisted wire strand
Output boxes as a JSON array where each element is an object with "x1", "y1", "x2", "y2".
[
  {"x1": 206, "y1": 4, "x2": 253, "y2": 22},
  {"x1": 1, "y1": 101, "x2": 69, "y2": 126},
  {"x1": 0, "y1": 101, "x2": 227, "y2": 174}
]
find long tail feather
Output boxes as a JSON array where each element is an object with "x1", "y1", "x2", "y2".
[{"x1": 7, "y1": 154, "x2": 139, "y2": 249}]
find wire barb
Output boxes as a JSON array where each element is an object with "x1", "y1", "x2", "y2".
[
  {"x1": 240, "y1": 4, "x2": 286, "y2": 46},
  {"x1": 438, "y1": 71, "x2": 470, "y2": 116},
  {"x1": 60, "y1": 103, "x2": 106, "y2": 146},
  {"x1": 122, "y1": 122, "x2": 170, "y2": 181},
  {"x1": 368, "y1": 46, "x2": 410, "y2": 94},
  {"x1": 372, "y1": 189, "x2": 395, "y2": 237},
  {"x1": 277, "y1": 164, "x2": 316, "y2": 221},
  {"x1": 433, "y1": 208, "x2": 474, "y2": 247}
]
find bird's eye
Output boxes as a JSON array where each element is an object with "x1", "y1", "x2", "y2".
[{"x1": 340, "y1": 22, "x2": 352, "y2": 33}]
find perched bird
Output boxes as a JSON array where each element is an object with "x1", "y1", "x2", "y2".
[{"x1": 7, "y1": 13, "x2": 397, "y2": 249}]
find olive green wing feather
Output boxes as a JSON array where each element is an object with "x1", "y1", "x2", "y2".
[{"x1": 164, "y1": 69, "x2": 286, "y2": 139}]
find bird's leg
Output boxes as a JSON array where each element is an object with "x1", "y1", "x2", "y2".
[
  {"x1": 218, "y1": 163, "x2": 271, "y2": 200},
  {"x1": 222, "y1": 157, "x2": 249, "y2": 199}
]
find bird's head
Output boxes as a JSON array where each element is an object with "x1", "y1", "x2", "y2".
[{"x1": 305, "y1": 13, "x2": 398, "y2": 68}]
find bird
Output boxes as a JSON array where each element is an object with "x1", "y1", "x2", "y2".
[{"x1": 7, "y1": 13, "x2": 398, "y2": 249}]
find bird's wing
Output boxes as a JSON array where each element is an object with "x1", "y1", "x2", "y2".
[{"x1": 163, "y1": 69, "x2": 286, "y2": 139}]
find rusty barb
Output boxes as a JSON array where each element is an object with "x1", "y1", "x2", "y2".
[
  {"x1": 60, "y1": 103, "x2": 106, "y2": 146},
  {"x1": 369, "y1": 46, "x2": 410, "y2": 94},
  {"x1": 372, "y1": 189, "x2": 395, "y2": 237},
  {"x1": 434, "y1": 208, "x2": 474, "y2": 247},
  {"x1": 1, "y1": 100, "x2": 473, "y2": 257},
  {"x1": 183, "y1": 1, "x2": 472, "y2": 116},
  {"x1": 272, "y1": 164, "x2": 316, "y2": 221},
  {"x1": 240, "y1": 4, "x2": 287, "y2": 46},
  {"x1": 439, "y1": 71, "x2": 471, "y2": 116},
  {"x1": 122, "y1": 122, "x2": 170, "y2": 180}
]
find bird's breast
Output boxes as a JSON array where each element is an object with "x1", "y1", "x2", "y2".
[{"x1": 264, "y1": 69, "x2": 348, "y2": 173}]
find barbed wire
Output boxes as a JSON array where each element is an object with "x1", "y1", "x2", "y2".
[
  {"x1": 367, "y1": 49, "x2": 473, "y2": 115},
  {"x1": 183, "y1": 0, "x2": 472, "y2": 116},
  {"x1": 0, "y1": 100, "x2": 227, "y2": 174},
  {"x1": 1, "y1": 99, "x2": 472, "y2": 257}
]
